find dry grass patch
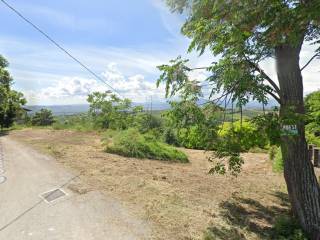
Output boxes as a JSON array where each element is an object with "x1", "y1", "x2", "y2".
[{"x1": 10, "y1": 129, "x2": 289, "y2": 240}]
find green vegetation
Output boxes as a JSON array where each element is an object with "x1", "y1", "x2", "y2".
[
  {"x1": 272, "y1": 147, "x2": 283, "y2": 173},
  {"x1": 53, "y1": 114, "x2": 95, "y2": 131},
  {"x1": 87, "y1": 91, "x2": 134, "y2": 130},
  {"x1": 305, "y1": 91, "x2": 320, "y2": 146},
  {"x1": 161, "y1": 1, "x2": 320, "y2": 236},
  {"x1": 0, "y1": 55, "x2": 26, "y2": 129},
  {"x1": 31, "y1": 109, "x2": 55, "y2": 126},
  {"x1": 103, "y1": 128, "x2": 188, "y2": 162},
  {"x1": 272, "y1": 216, "x2": 308, "y2": 240},
  {"x1": 219, "y1": 120, "x2": 268, "y2": 152}
]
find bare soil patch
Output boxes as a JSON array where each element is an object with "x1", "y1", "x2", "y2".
[{"x1": 10, "y1": 129, "x2": 289, "y2": 240}]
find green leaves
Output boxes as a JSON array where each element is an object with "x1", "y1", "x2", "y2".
[
  {"x1": 160, "y1": 0, "x2": 320, "y2": 176},
  {"x1": 157, "y1": 57, "x2": 201, "y2": 100},
  {"x1": 0, "y1": 55, "x2": 26, "y2": 129},
  {"x1": 87, "y1": 91, "x2": 133, "y2": 130},
  {"x1": 31, "y1": 109, "x2": 55, "y2": 126}
]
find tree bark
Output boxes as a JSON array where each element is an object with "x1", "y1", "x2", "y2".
[{"x1": 276, "y1": 44, "x2": 320, "y2": 239}]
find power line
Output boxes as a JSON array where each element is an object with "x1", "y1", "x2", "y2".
[{"x1": 0, "y1": 0, "x2": 124, "y2": 98}]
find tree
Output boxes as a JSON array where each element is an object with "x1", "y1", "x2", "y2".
[
  {"x1": 305, "y1": 90, "x2": 320, "y2": 127},
  {"x1": 31, "y1": 109, "x2": 55, "y2": 126},
  {"x1": 87, "y1": 91, "x2": 133, "y2": 130},
  {"x1": 305, "y1": 91, "x2": 320, "y2": 145},
  {"x1": 0, "y1": 55, "x2": 26, "y2": 129},
  {"x1": 159, "y1": 0, "x2": 320, "y2": 238}
]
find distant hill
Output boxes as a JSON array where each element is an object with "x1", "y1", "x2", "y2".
[
  {"x1": 26, "y1": 104, "x2": 90, "y2": 116},
  {"x1": 26, "y1": 99, "x2": 278, "y2": 116},
  {"x1": 26, "y1": 102, "x2": 171, "y2": 116}
]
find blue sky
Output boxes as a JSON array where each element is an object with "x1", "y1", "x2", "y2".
[{"x1": 0, "y1": 0, "x2": 319, "y2": 105}]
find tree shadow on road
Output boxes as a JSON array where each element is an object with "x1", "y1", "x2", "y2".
[{"x1": 204, "y1": 191, "x2": 290, "y2": 240}]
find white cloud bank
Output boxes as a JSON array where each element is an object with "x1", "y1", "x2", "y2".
[{"x1": 24, "y1": 63, "x2": 167, "y2": 105}]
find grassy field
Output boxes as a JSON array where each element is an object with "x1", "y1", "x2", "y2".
[{"x1": 10, "y1": 128, "x2": 293, "y2": 240}]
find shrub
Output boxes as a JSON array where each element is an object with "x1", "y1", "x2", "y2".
[
  {"x1": 218, "y1": 120, "x2": 269, "y2": 152},
  {"x1": 272, "y1": 216, "x2": 308, "y2": 240},
  {"x1": 103, "y1": 128, "x2": 188, "y2": 163},
  {"x1": 132, "y1": 113, "x2": 162, "y2": 133},
  {"x1": 306, "y1": 124, "x2": 320, "y2": 147},
  {"x1": 178, "y1": 125, "x2": 209, "y2": 149},
  {"x1": 31, "y1": 109, "x2": 55, "y2": 126},
  {"x1": 163, "y1": 128, "x2": 180, "y2": 146}
]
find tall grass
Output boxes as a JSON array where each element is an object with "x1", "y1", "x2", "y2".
[{"x1": 103, "y1": 128, "x2": 189, "y2": 163}]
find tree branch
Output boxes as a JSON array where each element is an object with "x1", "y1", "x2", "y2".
[
  {"x1": 301, "y1": 53, "x2": 319, "y2": 72},
  {"x1": 245, "y1": 60, "x2": 281, "y2": 94},
  {"x1": 264, "y1": 89, "x2": 281, "y2": 104},
  {"x1": 187, "y1": 62, "x2": 217, "y2": 71}
]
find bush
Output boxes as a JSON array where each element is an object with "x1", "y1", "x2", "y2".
[
  {"x1": 218, "y1": 120, "x2": 269, "y2": 152},
  {"x1": 163, "y1": 128, "x2": 180, "y2": 146},
  {"x1": 132, "y1": 113, "x2": 162, "y2": 133},
  {"x1": 178, "y1": 125, "x2": 209, "y2": 149},
  {"x1": 306, "y1": 124, "x2": 320, "y2": 147},
  {"x1": 31, "y1": 109, "x2": 55, "y2": 126},
  {"x1": 103, "y1": 128, "x2": 188, "y2": 163},
  {"x1": 272, "y1": 216, "x2": 308, "y2": 240}
]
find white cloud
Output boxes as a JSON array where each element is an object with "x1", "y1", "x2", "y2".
[
  {"x1": 24, "y1": 63, "x2": 167, "y2": 105},
  {"x1": 24, "y1": 77, "x2": 107, "y2": 105},
  {"x1": 101, "y1": 63, "x2": 166, "y2": 102},
  {"x1": 1, "y1": 34, "x2": 319, "y2": 106}
]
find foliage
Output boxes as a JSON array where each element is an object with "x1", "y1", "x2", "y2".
[
  {"x1": 164, "y1": 100, "x2": 219, "y2": 149},
  {"x1": 160, "y1": 0, "x2": 320, "y2": 179},
  {"x1": 31, "y1": 109, "x2": 55, "y2": 126},
  {"x1": 0, "y1": 55, "x2": 26, "y2": 129},
  {"x1": 218, "y1": 120, "x2": 269, "y2": 151},
  {"x1": 305, "y1": 91, "x2": 320, "y2": 146},
  {"x1": 251, "y1": 108, "x2": 281, "y2": 146},
  {"x1": 163, "y1": 128, "x2": 180, "y2": 146},
  {"x1": 87, "y1": 91, "x2": 134, "y2": 130},
  {"x1": 272, "y1": 216, "x2": 308, "y2": 240},
  {"x1": 103, "y1": 128, "x2": 188, "y2": 162},
  {"x1": 131, "y1": 112, "x2": 162, "y2": 133},
  {"x1": 272, "y1": 147, "x2": 283, "y2": 173},
  {"x1": 53, "y1": 114, "x2": 95, "y2": 131},
  {"x1": 305, "y1": 91, "x2": 320, "y2": 126}
]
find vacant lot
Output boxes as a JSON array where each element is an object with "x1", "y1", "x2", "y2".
[{"x1": 11, "y1": 129, "x2": 289, "y2": 240}]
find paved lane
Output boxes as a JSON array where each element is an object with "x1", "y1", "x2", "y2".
[{"x1": 0, "y1": 136, "x2": 150, "y2": 240}]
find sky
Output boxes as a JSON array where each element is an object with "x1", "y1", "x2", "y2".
[{"x1": 0, "y1": 0, "x2": 319, "y2": 106}]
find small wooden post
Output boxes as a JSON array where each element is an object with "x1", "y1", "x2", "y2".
[
  {"x1": 314, "y1": 148, "x2": 320, "y2": 168},
  {"x1": 308, "y1": 144, "x2": 314, "y2": 162}
]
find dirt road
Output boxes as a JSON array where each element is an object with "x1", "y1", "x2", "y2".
[{"x1": 0, "y1": 135, "x2": 151, "y2": 240}]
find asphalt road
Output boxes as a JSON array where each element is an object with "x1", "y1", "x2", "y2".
[{"x1": 0, "y1": 135, "x2": 150, "y2": 240}]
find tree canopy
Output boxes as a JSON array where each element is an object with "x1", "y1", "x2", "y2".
[
  {"x1": 161, "y1": 0, "x2": 320, "y2": 106},
  {"x1": 159, "y1": 1, "x2": 320, "y2": 237},
  {"x1": 0, "y1": 55, "x2": 26, "y2": 129}
]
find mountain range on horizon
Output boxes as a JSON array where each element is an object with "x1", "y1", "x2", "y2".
[{"x1": 26, "y1": 99, "x2": 279, "y2": 116}]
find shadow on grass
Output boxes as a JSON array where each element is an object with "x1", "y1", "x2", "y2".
[{"x1": 204, "y1": 191, "x2": 290, "y2": 240}]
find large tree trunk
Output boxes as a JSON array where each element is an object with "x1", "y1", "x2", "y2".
[{"x1": 276, "y1": 44, "x2": 320, "y2": 239}]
